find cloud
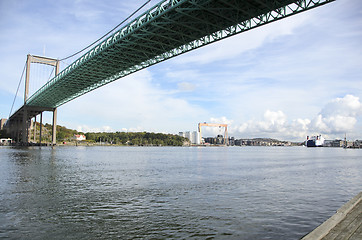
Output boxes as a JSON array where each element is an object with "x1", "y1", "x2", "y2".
[
  {"x1": 310, "y1": 95, "x2": 362, "y2": 134},
  {"x1": 229, "y1": 110, "x2": 291, "y2": 139},
  {"x1": 210, "y1": 116, "x2": 233, "y2": 125},
  {"x1": 177, "y1": 82, "x2": 196, "y2": 92},
  {"x1": 60, "y1": 69, "x2": 208, "y2": 133},
  {"x1": 258, "y1": 110, "x2": 287, "y2": 132},
  {"x1": 320, "y1": 94, "x2": 362, "y2": 118},
  {"x1": 77, "y1": 125, "x2": 113, "y2": 133},
  {"x1": 225, "y1": 95, "x2": 362, "y2": 140}
]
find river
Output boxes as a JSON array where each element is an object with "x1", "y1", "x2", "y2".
[{"x1": 0, "y1": 146, "x2": 361, "y2": 239}]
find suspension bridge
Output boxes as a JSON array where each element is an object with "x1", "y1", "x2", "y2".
[{"x1": 4, "y1": 0, "x2": 334, "y2": 145}]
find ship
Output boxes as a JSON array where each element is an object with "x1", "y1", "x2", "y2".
[{"x1": 306, "y1": 135, "x2": 325, "y2": 147}]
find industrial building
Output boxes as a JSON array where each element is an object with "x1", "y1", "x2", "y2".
[{"x1": 179, "y1": 131, "x2": 200, "y2": 145}]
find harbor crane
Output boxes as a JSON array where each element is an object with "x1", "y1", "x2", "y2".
[{"x1": 198, "y1": 122, "x2": 228, "y2": 145}]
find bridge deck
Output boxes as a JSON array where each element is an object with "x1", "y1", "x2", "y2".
[
  {"x1": 23, "y1": 0, "x2": 333, "y2": 109},
  {"x1": 302, "y1": 192, "x2": 362, "y2": 240}
]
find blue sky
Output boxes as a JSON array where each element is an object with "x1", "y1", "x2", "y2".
[{"x1": 0, "y1": 0, "x2": 361, "y2": 141}]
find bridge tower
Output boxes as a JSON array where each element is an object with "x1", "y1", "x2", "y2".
[{"x1": 21, "y1": 54, "x2": 59, "y2": 145}]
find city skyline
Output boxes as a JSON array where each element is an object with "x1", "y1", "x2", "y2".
[{"x1": 0, "y1": 0, "x2": 361, "y2": 141}]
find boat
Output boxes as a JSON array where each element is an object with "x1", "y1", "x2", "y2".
[{"x1": 306, "y1": 135, "x2": 325, "y2": 147}]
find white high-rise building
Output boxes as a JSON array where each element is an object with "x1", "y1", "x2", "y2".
[
  {"x1": 179, "y1": 131, "x2": 200, "y2": 144},
  {"x1": 185, "y1": 131, "x2": 191, "y2": 141}
]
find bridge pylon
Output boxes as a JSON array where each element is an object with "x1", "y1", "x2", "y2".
[{"x1": 6, "y1": 55, "x2": 59, "y2": 145}]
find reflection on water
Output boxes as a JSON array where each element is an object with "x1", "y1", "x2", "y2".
[{"x1": 0, "y1": 146, "x2": 361, "y2": 239}]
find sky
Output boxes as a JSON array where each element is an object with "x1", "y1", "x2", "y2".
[{"x1": 0, "y1": 0, "x2": 361, "y2": 141}]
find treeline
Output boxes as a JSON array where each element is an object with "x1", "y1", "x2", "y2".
[
  {"x1": 30, "y1": 123, "x2": 82, "y2": 142},
  {"x1": 85, "y1": 132, "x2": 188, "y2": 146},
  {"x1": 2, "y1": 122, "x2": 188, "y2": 146},
  {"x1": 54, "y1": 124, "x2": 80, "y2": 141},
  {"x1": 0, "y1": 123, "x2": 79, "y2": 142}
]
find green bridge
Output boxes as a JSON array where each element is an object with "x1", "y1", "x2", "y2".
[{"x1": 5, "y1": 0, "x2": 334, "y2": 144}]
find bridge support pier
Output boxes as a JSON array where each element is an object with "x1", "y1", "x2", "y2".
[
  {"x1": 5, "y1": 106, "x2": 56, "y2": 145},
  {"x1": 39, "y1": 112, "x2": 42, "y2": 145},
  {"x1": 52, "y1": 108, "x2": 57, "y2": 146},
  {"x1": 21, "y1": 107, "x2": 28, "y2": 145},
  {"x1": 33, "y1": 115, "x2": 36, "y2": 142}
]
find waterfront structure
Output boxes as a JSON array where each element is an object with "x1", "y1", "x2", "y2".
[
  {"x1": 332, "y1": 140, "x2": 344, "y2": 147},
  {"x1": 179, "y1": 131, "x2": 199, "y2": 144},
  {"x1": 0, "y1": 118, "x2": 7, "y2": 130},
  {"x1": 228, "y1": 137, "x2": 235, "y2": 146},
  {"x1": 198, "y1": 123, "x2": 228, "y2": 145},
  {"x1": 234, "y1": 138, "x2": 291, "y2": 146},
  {"x1": 317, "y1": 139, "x2": 360, "y2": 148},
  {"x1": 0, "y1": 138, "x2": 12, "y2": 145},
  {"x1": 302, "y1": 192, "x2": 362, "y2": 240},
  {"x1": 73, "y1": 134, "x2": 86, "y2": 141},
  {"x1": 353, "y1": 140, "x2": 362, "y2": 148},
  {"x1": 5, "y1": 0, "x2": 334, "y2": 144}
]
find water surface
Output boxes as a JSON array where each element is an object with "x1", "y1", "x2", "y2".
[{"x1": 0, "y1": 146, "x2": 361, "y2": 239}]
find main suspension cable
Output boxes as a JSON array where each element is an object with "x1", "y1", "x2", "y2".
[
  {"x1": 9, "y1": 61, "x2": 27, "y2": 118},
  {"x1": 60, "y1": 0, "x2": 152, "y2": 61}
]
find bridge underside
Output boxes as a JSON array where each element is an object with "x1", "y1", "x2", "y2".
[
  {"x1": 5, "y1": 105, "x2": 56, "y2": 144},
  {"x1": 24, "y1": 0, "x2": 333, "y2": 109}
]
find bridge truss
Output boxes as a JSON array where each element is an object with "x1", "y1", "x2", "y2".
[{"x1": 25, "y1": 0, "x2": 334, "y2": 109}]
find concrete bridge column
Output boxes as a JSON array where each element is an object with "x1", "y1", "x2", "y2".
[
  {"x1": 39, "y1": 112, "x2": 42, "y2": 145},
  {"x1": 16, "y1": 120, "x2": 20, "y2": 143},
  {"x1": 33, "y1": 115, "x2": 36, "y2": 142},
  {"x1": 52, "y1": 108, "x2": 57, "y2": 146},
  {"x1": 21, "y1": 107, "x2": 28, "y2": 144}
]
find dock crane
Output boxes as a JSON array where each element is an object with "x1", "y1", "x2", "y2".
[{"x1": 198, "y1": 122, "x2": 228, "y2": 145}]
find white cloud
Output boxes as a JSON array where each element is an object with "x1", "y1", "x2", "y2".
[
  {"x1": 259, "y1": 110, "x2": 287, "y2": 132},
  {"x1": 226, "y1": 95, "x2": 362, "y2": 140},
  {"x1": 229, "y1": 110, "x2": 290, "y2": 138},
  {"x1": 177, "y1": 82, "x2": 196, "y2": 92},
  {"x1": 310, "y1": 95, "x2": 362, "y2": 134},
  {"x1": 210, "y1": 116, "x2": 233, "y2": 125},
  {"x1": 77, "y1": 125, "x2": 113, "y2": 133},
  {"x1": 59, "y1": 69, "x2": 208, "y2": 133},
  {"x1": 320, "y1": 94, "x2": 362, "y2": 118}
]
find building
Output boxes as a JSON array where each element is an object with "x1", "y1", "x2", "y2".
[
  {"x1": 73, "y1": 134, "x2": 86, "y2": 141},
  {"x1": 179, "y1": 131, "x2": 200, "y2": 144},
  {"x1": 0, "y1": 118, "x2": 7, "y2": 130},
  {"x1": 330, "y1": 140, "x2": 344, "y2": 147},
  {"x1": 353, "y1": 140, "x2": 362, "y2": 148},
  {"x1": 0, "y1": 138, "x2": 12, "y2": 145},
  {"x1": 204, "y1": 137, "x2": 216, "y2": 144},
  {"x1": 228, "y1": 137, "x2": 235, "y2": 146}
]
